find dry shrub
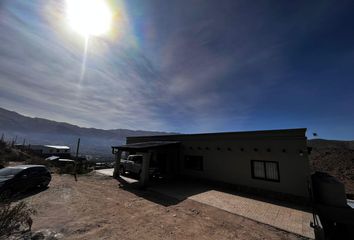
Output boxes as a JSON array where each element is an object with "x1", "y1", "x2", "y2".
[
  {"x1": 25, "y1": 156, "x2": 48, "y2": 166},
  {"x1": 0, "y1": 200, "x2": 36, "y2": 238}
]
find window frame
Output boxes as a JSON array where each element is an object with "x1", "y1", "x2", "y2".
[{"x1": 251, "y1": 160, "x2": 280, "y2": 182}]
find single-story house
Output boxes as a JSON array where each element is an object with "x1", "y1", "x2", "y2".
[
  {"x1": 29, "y1": 145, "x2": 71, "y2": 158},
  {"x1": 112, "y1": 128, "x2": 310, "y2": 201}
]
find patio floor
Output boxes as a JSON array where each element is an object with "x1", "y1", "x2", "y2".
[{"x1": 150, "y1": 180, "x2": 314, "y2": 239}]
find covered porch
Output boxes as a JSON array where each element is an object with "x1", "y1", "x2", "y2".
[{"x1": 111, "y1": 141, "x2": 180, "y2": 186}]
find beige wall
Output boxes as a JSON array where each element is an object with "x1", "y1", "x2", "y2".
[{"x1": 127, "y1": 129, "x2": 310, "y2": 198}]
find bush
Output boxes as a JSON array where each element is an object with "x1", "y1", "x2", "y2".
[{"x1": 0, "y1": 200, "x2": 36, "y2": 238}]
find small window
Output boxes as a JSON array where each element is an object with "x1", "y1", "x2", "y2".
[
  {"x1": 216, "y1": 147, "x2": 221, "y2": 151},
  {"x1": 56, "y1": 149, "x2": 60, "y2": 153},
  {"x1": 184, "y1": 155, "x2": 203, "y2": 171},
  {"x1": 227, "y1": 147, "x2": 232, "y2": 151},
  {"x1": 251, "y1": 160, "x2": 279, "y2": 182}
]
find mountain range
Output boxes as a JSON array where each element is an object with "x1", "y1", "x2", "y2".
[{"x1": 0, "y1": 107, "x2": 174, "y2": 160}]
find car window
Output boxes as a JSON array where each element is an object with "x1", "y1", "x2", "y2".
[
  {"x1": 134, "y1": 156, "x2": 143, "y2": 164},
  {"x1": 0, "y1": 168, "x2": 23, "y2": 177},
  {"x1": 35, "y1": 167, "x2": 47, "y2": 174},
  {"x1": 20, "y1": 169, "x2": 31, "y2": 176}
]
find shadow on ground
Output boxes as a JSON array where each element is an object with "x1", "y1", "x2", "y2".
[
  {"x1": 0, "y1": 187, "x2": 48, "y2": 203},
  {"x1": 115, "y1": 174, "x2": 311, "y2": 213}
]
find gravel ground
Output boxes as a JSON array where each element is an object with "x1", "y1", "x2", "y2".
[{"x1": 25, "y1": 173, "x2": 308, "y2": 240}]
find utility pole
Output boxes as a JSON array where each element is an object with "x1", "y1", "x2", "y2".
[{"x1": 74, "y1": 138, "x2": 81, "y2": 181}]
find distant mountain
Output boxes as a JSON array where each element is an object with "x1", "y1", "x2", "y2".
[
  {"x1": 0, "y1": 107, "x2": 175, "y2": 160},
  {"x1": 308, "y1": 138, "x2": 354, "y2": 150},
  {"x1": 308, "y1": 138, "x2": 354, "y2": 196}
]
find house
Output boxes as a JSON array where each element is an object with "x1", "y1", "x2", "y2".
[
  {"x1": 29, "y1": 145, "x2": 71, "y2": 158},
  {"x1": 112, "y1": 128, "x2": 310, "y2": 201}
]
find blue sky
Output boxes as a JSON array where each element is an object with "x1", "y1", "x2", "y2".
[{"x1": 0, "y1": 0, "x2": 354, "y2": 140}]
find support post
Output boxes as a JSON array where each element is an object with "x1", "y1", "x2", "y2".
[
  {"x1": 140, "y1": 152, "x2": 151, "y2": 187},
  {"x1": 113, "y1": 149, "x2": 122, "y2": 179}
]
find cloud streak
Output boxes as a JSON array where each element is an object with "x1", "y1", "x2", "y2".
[{"x1": 1, "y1": 0, "x2": 354, "y2": 139}]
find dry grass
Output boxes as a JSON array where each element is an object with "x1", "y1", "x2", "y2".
[{"x1": 0, "y1": 200, "x2": 36, "y2": 239}]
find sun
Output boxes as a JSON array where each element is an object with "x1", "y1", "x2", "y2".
[{"x1": 66, "y1": 0, "x2": 112, "y2": 37}]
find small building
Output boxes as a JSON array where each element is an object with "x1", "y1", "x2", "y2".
[
  {"x1": 29, "y1": 145, "x2": 71, "y2": 158},
  {"x1": 112, "y1": 128, "x2": 310, "y2": 201}
]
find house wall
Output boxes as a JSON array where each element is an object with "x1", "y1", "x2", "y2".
[{"x1": 126, "y1": 129, "x2": 310, "y2": 198}]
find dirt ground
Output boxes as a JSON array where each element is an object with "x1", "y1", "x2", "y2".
[{"x1": 23, "y1": 173, "x2": 309, "y2": 240}]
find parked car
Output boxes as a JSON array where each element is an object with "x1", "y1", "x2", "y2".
[
  {"x1": 119, "y1": 155, "x2": 160, "y2": 177},
  {"x1": 0, "y1": 165, "x2": 51, "y2": 197}
]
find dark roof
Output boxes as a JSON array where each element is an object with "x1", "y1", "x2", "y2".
[
  {"x1": 112, "y1": 141, "x2": 180, "y2": 151},
  {"x1": 127, "y1": 128, "x2": 307, "y2": 142}
]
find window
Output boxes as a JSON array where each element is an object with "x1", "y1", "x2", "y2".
[
  {"x1": 184, "y1": 155, "x2": 203, "y2": 171},
  {"x1": 251, "y1": 160, "x2": 279, "y2": 182}
]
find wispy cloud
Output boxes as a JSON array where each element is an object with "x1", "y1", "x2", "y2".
[{"x1": 1, "y1": 0, "x2": 354, "y2": 138}]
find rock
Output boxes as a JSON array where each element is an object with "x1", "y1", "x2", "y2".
[
  {"x1": 31, "y1": 232, "x2": 45, "y2": 240},
  {"x1": 31, "y1": 229, "x2": 63, "y2": 240}
]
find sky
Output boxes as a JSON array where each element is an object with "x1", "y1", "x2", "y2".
[{"x1": 0, "y1": 0, "x2": 354, "y2": 140}]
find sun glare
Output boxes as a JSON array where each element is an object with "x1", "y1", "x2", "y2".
[{"x1": 66, "y1": 0, "x2": 112, "y2": 37}]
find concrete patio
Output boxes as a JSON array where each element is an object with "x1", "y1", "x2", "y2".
[{"x1": 150, "y1": 180, "x2": 314, "y2": 239}]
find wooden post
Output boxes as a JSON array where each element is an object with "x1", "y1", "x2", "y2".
[{"x1": 74, "y1": 138, "x2": 80, "y2": 181}]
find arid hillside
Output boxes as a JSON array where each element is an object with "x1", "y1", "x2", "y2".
[{"x1": 308, "y1": 139, "x2": 354, "y2": 196}]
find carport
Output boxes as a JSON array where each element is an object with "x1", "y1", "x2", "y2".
[{"x1": 112, "y1": 141, "x2": 180, "y2": 186}]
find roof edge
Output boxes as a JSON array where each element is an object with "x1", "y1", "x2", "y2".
[{"x1": 127, "y1": 128, "x2": 307, "y2": 139}]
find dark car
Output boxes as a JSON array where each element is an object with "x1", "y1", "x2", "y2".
[{"x1": 0, "y1": 165, "x2": 51, "y2": 197}]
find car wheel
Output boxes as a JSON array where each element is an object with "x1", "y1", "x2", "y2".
[
  {"x1": 119, "y1": 166, "x2": 125, "y2": 176},
  {"x1": 0, "y1": 189, "x2": 13, "y2": 200},
  {"x1": 39, "y1": 181, "x2": 49, "y2": 189}
]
